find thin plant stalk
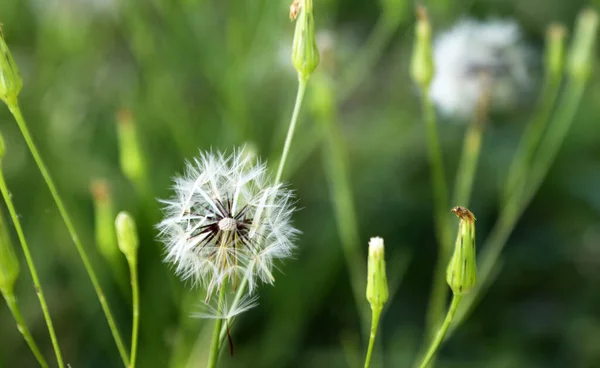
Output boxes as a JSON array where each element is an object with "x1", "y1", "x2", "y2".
[
  {"x1": 128, "y1": 258, "x2": 140, "y2": 368},
  {"x1": 207, "y1": 286, "x2": 227, "y2": 368},
  {"x1": 5, "y1": 100, "x2": 130, "y2": 366},
  {"x1": 451, "y1": 79, "x2": 586, "y2": 333},
  {"x1": 0, "y1": 173, "x2": 64, "y2": 368},
  {"x1": 3, "y1": 293, "x2": 49, "y2": 368},
  {"x1": 419, "y1": 88, "x2": 453, "y2": 339},
  {"x1": 363, "y1": 307, "x2": 382, "y2": 368},
  {"x1": 418, "y1": 295, "x2": 463, "y2": 368}
]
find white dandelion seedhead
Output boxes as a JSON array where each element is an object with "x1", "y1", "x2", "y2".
[
  {"x1": 157, "y1": 149, "x2": 298, "y2": 298},
  {"x1": 430, "y1": 19, "x2": 533, "y2": 118},
  {"x1": 192, "y1": 294, "x2": 260, "y2": 320}
]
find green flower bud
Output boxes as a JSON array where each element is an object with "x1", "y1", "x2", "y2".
[
  {"x1": 545, "y1": 24, "x2": 567, "y2": 80},
  {"x1": 0, "y1": 210, "x2": 20, "y2": 295},
  {"x1": 291, "y1": 0, "x2": 320, "y2": 81},
  {"x1": 116, "y1": 109, "x2": 147, "y2": 188},
  {"x1": 115, "y1": 211, "x2": 139, "y2": 263},
  {"x1": 410, "y1": 6, "x2": 434, "y2": 89},
  {"x1": 567, "y1": 8, "x2": 598, "y2": 82},
  {"x1": 0, "y1": 27, "x2": 23, "y2": 106},
  {"x1": 366, "y1": 237, "x2": 389, "y2": 310},
  {"x1": 91, "y1": 180, "x2": 119, "y2": 265},
  {"x1": 446, "y1": 207, "x2": 477, "y2": 295}
]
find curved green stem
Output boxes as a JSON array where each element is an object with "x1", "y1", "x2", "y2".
[
  {"x1": 6, "y1": 100, "x2": 129, "y2": 366},
  {"x1": 363, "y1": 307, "x2": 382, "y2": 368},
  {"x1": 419, "y1": 294, "x2": 463, "y2": 368},
  {"x1": 275, "y1": 78, "x2": 308, "y2": 185},
  {"x1": 0, "y1": 172, "x2": 64, "y2": 368},
  {"x1": 3, "y1": 292, "x2": 49, "y2": 368},
  {"x1": 207, "y1": 286, "x2": 227, "y2": 368},
  {"x1": 129, "y1": 258, "x2": 140, "y2": 368}
]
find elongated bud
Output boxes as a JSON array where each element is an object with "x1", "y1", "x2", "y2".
[
  {"x1": 91, "y1": 179, "x2": 119, "y2": 265},
  {"x1": 0, "y1": 210, "x2": 20, "y2": 295},
  {"x1": 567, "y1": 8, "x2": 598, "y2": 82},
  {"x1": 291, "y1": 0, "x2": 320, "y2": 81},
  {"x1": 116, "y1": 109, "x2": 147, "y2": 187},
  {"x1": 446, "y1": 207, "x2": 477, "y2": 295},
  {"x1": 366, "y1": 237, "x2": 389, "y2": 310},
  {"x1": 115, "y1": 212, "x2": 139, "y2": 263},
  {"x1": 410, "y1": 6, "x2": 434, "y2": 89},
  {"x1": 545, "y1": 24, "x2": 567, "y2": 80},
  {"x1": 0, "y1": 27, "x2": 23, "y2": 106}
]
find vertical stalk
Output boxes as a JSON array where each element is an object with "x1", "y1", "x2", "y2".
[
  {"x1": 129, "y1": 257, "x2": 140, "y2": 368},
  {"x1": 6, "y1": 100, "x2": 129, "y2": 366},
  {"x1": 363, "y1": 307, "x2": 382, "y2": 368},
  {"x1": 0, "y1": 173, "x2": 64, "y2": 368},
  {"x1": 207, "y1": 286, "x2": 227, "y2": 368},
  {"x1": 3, "y1": 292, "x2": 49, "y2": 368}
]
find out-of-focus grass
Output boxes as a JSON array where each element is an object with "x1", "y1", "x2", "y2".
[{"x1": 1, "y1": 0, "x2": 600, "y2": 367}]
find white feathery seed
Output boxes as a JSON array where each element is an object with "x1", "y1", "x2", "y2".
[
  {"x1": 157, "y1": 149, "x2": 298, "y2": 301},
  {"x1": 430, "y1": 19, "x2": 533, "y2": 118}
]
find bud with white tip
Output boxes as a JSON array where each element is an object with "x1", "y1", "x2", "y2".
[{"x1": 366, "y1": 237, "x2": 389, "y2": 310}]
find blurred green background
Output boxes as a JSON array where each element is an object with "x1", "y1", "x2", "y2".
[{"x1": 1, "y1": 0, "x2": 600, "y2": 367}]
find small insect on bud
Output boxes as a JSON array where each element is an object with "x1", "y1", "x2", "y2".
[
  {"x1": 291, "y1": 0, "x2": 320, "y2": 81},
  {"x1": 446, "y1": 207, "x2": 477, "y2": 295},
  {"x1": 410, "y1": 6, "x2": 435, "y2": 90},
  {"x1": 0, "y1": 27, "x2": 23, "y2": 106},
  {"x1": 567, "y1": 8, "x2": 599, "y2": 82},
  {"x1": 366, "y1": 237, "x2": 389, "y2": 311},
  {"x1": 0, "y1": 210, "x2": 20, "y2": 296},
  {"x1": 545, "y1": 24, "x2": 567, "y2": 80},
  {"x1": 115, "y1": 212, "x2": 139, "y2": 264}
]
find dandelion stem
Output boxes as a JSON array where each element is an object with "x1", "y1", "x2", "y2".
[
  {"x1": 363, "y1": 307, "x2": 382, "y2": 368},
  {"x1": 275, "y1": 78, "x2": 308, "y2": 185},
  {"x1": 217, "y1": 273, "x2": 248, "y2": 346},
  {"x1": 5, "y1": 100, "x2": 130, "y2": 366},
  {"x1": 0, "y1": 172, "x2": 64, "y2": 368},
  {"x1": 419, "y1": 88, "x2": 453, "y2": 340},
  {"x1": 128, "y1": 257, "x2": 140, "y2": 368},
  {"x1": 3, "y1": 292, "x2": 49, "y2": 368},
  {"x1": 418, "y1": 294, "x2": 463, "y2": 368},
  {"x1": 207, "y1": 286, "x2": 227, "y2": 368}
]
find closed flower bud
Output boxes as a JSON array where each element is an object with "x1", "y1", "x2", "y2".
[
  {"x1": 366, "y1": 237, "x2": 389, "y2": 310},
  {"x1": 291, "y1": 0, "x2": 320, "y2": 81},
  {"x1": 410, "y1": 6, "x2": 434, "y2": 89},
  {"x1": 446, "y1": 207, "x2": 477, "y2": 295},
  {"x1": 91, "y1": 180, "x2": 119, "y2": 265},
  {"x1": 116, "y1": 109, "x2": 147, "y2": 189},
  {"x1": 545, "y1": 24, "x2": 567, "y2": 80},
  {"x1": 567, "y1": 8, "x2": 598, "y2": 82},
  {"x1": 0, "y1": 27, "x2": 23, "y2": 106},
  {"x1": 0, "y1": 210, "x2": 20, "y2": 295},
  {"x1": 115, "y1": 212, "x2": 139, "y2": 263}
]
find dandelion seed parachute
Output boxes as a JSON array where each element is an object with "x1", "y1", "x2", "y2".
[{"x1": 157, "y1": 149, "x2": 298, "y2": 299}]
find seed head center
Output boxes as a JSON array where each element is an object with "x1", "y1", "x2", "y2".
[{"x1": 218, "y1": 217, "x2": 237, "y2": 231}]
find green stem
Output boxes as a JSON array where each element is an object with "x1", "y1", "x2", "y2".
[
  {"x1": 418, "y1": 294, "x2": 463, "y2": 368},
  {"x1": 129, "y1": 258, "x2": 140, "y2": 368},
  {"x1": 451, "y1": 79, "x2": 586, "y2": 334},
  {"x1": 363, "y1": 307, "x2": 382, "y2": 368},
  {"x1": 420, "y1": 88, "x2": 453, "y2": 339},
  {"x1": 6, "y1": 100, "x2": 130, "y2": 366},
  {"x1": 3, "y1": 292, "x2": 49, "y2": 368},
  {"x1": 218, "y1": 274, "x2": 248, "y2": 346},
  {"x1": 0, "y1": 172, "x2": 64, "y2": 368},
  {"x1": 207, "y1": 286, "x2": 227, "y2": 368},
  {"x1": 452, "y1": 120, "x2": 484, "y2": 208},
  {"x1": 275, "y1": 78, "x2": 308, "y2": 185}
]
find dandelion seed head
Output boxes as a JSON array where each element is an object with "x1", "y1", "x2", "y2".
[
  {"x1": 430, "y1": 19, "x2": 534, "y2": 118},
  {"x1": 157, "y1": 148, "x2": 298, "y2": 296}
]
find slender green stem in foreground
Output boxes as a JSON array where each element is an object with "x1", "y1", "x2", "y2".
[
  {"x1": 0, "y1": 173, "x2": 64, "y2": 368},
  {"x1": 6, "y1": 101, "x2": 129, "y2": 366},
  {"x1": 419, "y1": 89, "x2": 453, "y2": 339},
  {"x1": 363, "y1": 307, "x2": 382, "y2": 368},
  {"x1": 218, "y1": 273, "x2": 248, "y2": 346},
  {"x1": 419, "y1": 294, "x2": 463, "y2": 368},
  {"x1": 452, "y1": 118, "x2": 484, "y2": 208},
  {"x1": 451, "y1": 80, "x2": 586, "y2": 333},
  {"x1": 207, "y1": 286, "x2": 227, "y2": 368},
  {"x1": 3, "y1": 293, "x2": 49, "y2": 368},
  {"x1": 129, "y1": 258, "x2": 140, "y2": 368},
  {"x1": 275, "y1": 79, "x2": 308, "y2": 185}
]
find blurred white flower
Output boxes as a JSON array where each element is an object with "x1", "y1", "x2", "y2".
[
  {"x1": 430, "y1": 19, "x2": 533, "y2": 118},
  {"x1": 157, "y1": 149, "x2": 298, "y2": 297}
]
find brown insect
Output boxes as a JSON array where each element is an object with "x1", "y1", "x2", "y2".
[
  {"x1": 289, "y1": 0, "x2": 302, "y2": 20},
  {"x1": 451, "y1": 206, "x2": 476, "y2": 222}
]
